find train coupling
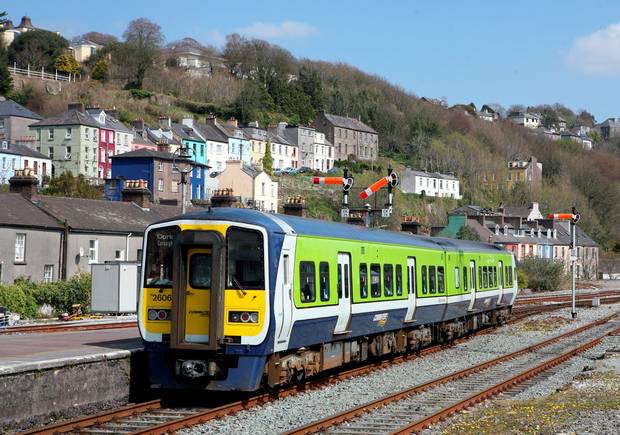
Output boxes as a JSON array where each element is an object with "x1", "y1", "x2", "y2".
[{"x1": 176, "y1": 359, "x2": 219, "y2": 378}]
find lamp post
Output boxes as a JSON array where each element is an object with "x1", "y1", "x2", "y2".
[{"x1": 172, "y1": 145, "x2": 194, "y2": 215}]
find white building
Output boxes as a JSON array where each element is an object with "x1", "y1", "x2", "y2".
[
  {"x1": 312, "y1": 131, "x2": 334, "y2": 171},
  {"x1": 0, "y1": 141, "x2": 52, "y2": 185},
  {"x1": 268, "y1": 131, "x2": 296, "y2": 170},
  {"x1": 508, "y1": 112, "x2": 541, "y2": 129},
  {"x1": 400, "y1": 169, "x2": 462, "y2": 199}
]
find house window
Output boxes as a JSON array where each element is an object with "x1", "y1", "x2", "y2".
[
  {"x1": 88, "y1": 239, "x2": 99, "y2": 263},
  {"x1": 171, "y1": 181, "x2": 178, "y2": 192},
  {"x1": 158, "y1": 179, "x2": 164, "y2": 191},
  {"x1": 14, "y1": 233, "x2": 26, "y2": 263},
  {"x1": 261, "y1": 182, "x2": 265, "y2": 196},
  {"x1": 115, "y1": 250, "x2": 125, "y2": 261},
  {"x1": 66, "y1": 127, "x2": 72, "y2": 139},
  {"x1": 157, "y1": 161, "x2": 164, "y2": 171},
  {"x1": 44, "y1": 264, "x2": 54, "y2": 283},
  {"x1": 48, "y1": 129, "x2": 54, "y2": 140}
]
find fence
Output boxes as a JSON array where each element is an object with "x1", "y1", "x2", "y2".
[{"x1": 9, "y1": 63, "x2": 81, "y2": 82}]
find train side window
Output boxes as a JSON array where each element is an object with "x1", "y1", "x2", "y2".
[
  {"x1": 395, "y1": 265, "x2": 403, "y2": 296},
  {"x1": 510, "y1": 267, "x2": 514, "y2": 285},
  {"x1": 437, "y1": 266, "x2": 445, "y2": 293},
  {"x1": 370, "y1": 264, "x2": 381, "y2": 297},
  {"x1": 454, "y1": 267, "x2": 460, "y2": 289},
  {"x1": 299, "y1": 261, "x2": 316, "y2": 302},
  {"x1": 383, "y1": 264, "x2": 394, "y2": 297},
  {"x1": 421, "y1": 266, "x2": 428, "y2": 294},
  {"x1": 463, "y1": 267, "x2": 468, "y2": 291},
  {"x1": 319, "y1": 262, "x2": 330, "y2": 301},
  {"x1": 499, "y1": 265, "x2": 504, "y2": 287},
  {"x1": 482, "y1": 266, "x2": 487, "y2": 288},
  {"x1": 485, "y1": 266, "x2": 489, "y2": 288},
  {"x1": 506, "y1": 266, "x2": 510, "y2": 286},
  {"x1": 478, "y1": 267, "x2": 482, "y2": 289},
  {"x1": 359, "y1": 264, "x2": 368, "y2": 298},
  {"x1": 337, "y1": 262, "x2": 342, "y2": 298},
  {"x1": 344, "y1": 263, "x2": 350, "y2": 298},
  {"x1": 429, "y1": 265, "x2": 436, "y2": 294},
  {"x1": 494, "y1": 267, "x2": 498, "y2": 288}
]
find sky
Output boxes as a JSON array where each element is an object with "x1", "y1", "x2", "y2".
[{"x1": 5, "y1": 0, "x2": 620, "y2": 121}]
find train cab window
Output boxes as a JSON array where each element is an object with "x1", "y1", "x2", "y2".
[
  {"x1": 437, "y1": 266, "x2": 445, "y2": 293},
  {"x1": 319, "y1": 262, "x2": 330, "y2": 301},
  {"x1": 421, "y1": 266, "x2": 428, "y2": 294},
  {"x1": 144, "y1": 226, "x2": 178, "y2": 287},
  {"x1": 359, "y1": 264, "x2": 369, "y2": 298},
  {"x1": 189, "y1": 253, "x2": 212, "y2": 288},
  {"x1": 227, "y1": 228, "x2": 265, "y2": 290},
  {"x1": 300, "y1": 261, "x2": 316, "y2": 302},
  {"x1": 370, "y1": 264, "x2": 381, "y2": 297},
  {"x1": 463, "y1": 267, "x2": 468, "y2": 291},
  {"x1": 395, "y1": 265, "x2": 403, "y2": 296},
  {"x1": 383, "y1": 264, "x2": 394, "y2": 297},
  {"x1": 454, "y1": 267, "x2": 460, "y2": 289},
  {"x1": 429, "y1": 266, "x2": 436, "y2": 294}
]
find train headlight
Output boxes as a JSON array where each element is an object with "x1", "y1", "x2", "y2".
[
  {"x1": 147, "y1": 309, "x2": 170, "y2": 321},
  {"x1": 228, "y1": 311, "x2": 259, "y2": 323},
  {"x1": 148, "y1": 309, "x2": 158, "y2": 320}
]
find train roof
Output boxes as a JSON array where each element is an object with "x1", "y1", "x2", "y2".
[{"x1": 161, "y1": 208, "x2": 508, "y2": 255}]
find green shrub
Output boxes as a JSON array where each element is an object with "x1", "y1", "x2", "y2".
[
  {"x1": 518, "y1": 256, "x2": 567, "y2": 291},
  {"x1": 0, "y1": 284, "x2": 39, "y2": 318},
  {"x1": 517, "y1": 268, "x2": 529, "y2": 289},
  {"x1": 129, "y1": 88, "x2": 153, "y2": 99}
]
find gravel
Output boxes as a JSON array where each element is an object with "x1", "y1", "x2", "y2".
[{"x1": 181, "y1": 303, "x2": 620, "y2": 435}]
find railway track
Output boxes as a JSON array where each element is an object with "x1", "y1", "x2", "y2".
[
  {"x1": 21, "y1": 303, "x2": 620, "y2": 435},
  {"x1": 514, "y1": 289, "x2": 620, "y2": 305},
  {"x1": 0, "y1": 320, "x2": 136, "y2": 334},
  {"x1": 284, "y1": 312, "x2": 620, "y2": 435}
]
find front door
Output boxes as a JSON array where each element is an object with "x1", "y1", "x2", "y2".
[
  {"x1": 404, "y1": 257, "x2": 417, "y2": 322},
  {"x1": 276, "y1": 249, "x2": 294, "y2": 344},
  {"x1": 334, "y1": 252, "x2": 352, "y2": 334},
  {"x1": 183, "y1": 248, "x2": 212, "y2": 343},
  {"x1": 468, "y1": 260, "x2": 477, "y2": 311}
]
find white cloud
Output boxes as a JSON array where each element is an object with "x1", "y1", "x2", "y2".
[
  {"x1": 237, "y1": 21, "x2": 319, "y2": 40},
  {"x1": 565, "y1": 22, "x2": 620, "y2": 77}
]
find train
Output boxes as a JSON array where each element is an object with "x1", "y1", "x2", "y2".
[{"x1": 138, "y1": 207, "x2": 517, "y2": 391}]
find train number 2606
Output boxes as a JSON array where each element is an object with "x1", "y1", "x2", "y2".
[{"x1": 151, "y1": 294, "x2": 173, "y2": 302}]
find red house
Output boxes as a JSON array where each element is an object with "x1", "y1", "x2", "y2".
[{"x1": 87, "y1": 109, "x2": 115, "y2": 179}]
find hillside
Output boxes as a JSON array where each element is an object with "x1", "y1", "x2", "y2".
[{"x1": 8, "y1": 30, "x2": 620, "y2": 251}]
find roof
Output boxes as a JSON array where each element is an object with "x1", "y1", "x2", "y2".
[
  {"x1": 268, "y1": 130, "x2": 292, "y2": 146},
  {"x1": 320, "y1": 113, "x2": 377, "y2": 134},
  {"x1": 242, "y1": 126, "x2": 268, "y2": 141},
  {"x1": 0, "y1": 193, "x2": 63, "y2": 230},
  {"x1": 241, "y1": 166, "x2": 262, "y2": 178},
  {"x1": 215, "y1": 122, "x2": 249, "y2": 140},
  {"x1": 147, "y1": 128, "x2": 182, "y2": 146},
  {"x1": 0, "y1": 99, "x2": 42, "y2": 120},
  {"x1": 30, "y1": 109, "x2": 100, "y2": 128},
  {"x1": 85, "y1": 109, "x2": 133, "y2": 134},
  {"x1": 110, "y1": 148, "x2": 207, "y2": 166},
  {"x1": 193, "y1": 122, "x2": 229, "y2": 143},
  {"x1": 171, "y1": 123, "x2": 205, "y2": 143},
  {"x1": 0, "y1": 143, "x2": 49, "y2": 159},
  {"x1": 405, "y1": 169, "x2": 458, "y2": 181},
  {"x1": 157, "y1": 208, "x2": 505, "y2": 254},
  {"x1": 33, "y1": 196, "x2": 182, "y2": 234}
]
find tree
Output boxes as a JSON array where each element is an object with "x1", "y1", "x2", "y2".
[
  {"x1": 235, "y1": 80, "x2": 274, "y2": 124},
  {"x1": 263, "y1": 140, "x2": 273, "y2": 175},
  {"x1": 0, "y1": 40, "x2": 12, "y2": 95},
  {"x1": 42, "y1": 171, "x2": 102, "y2": 199},
  {"x1": 54, "y1": 53, "x2": 80, "y2": 75},
  {"x1": 90, "y1": 59, "x2": 109, "y2": 82},
  {"x1": 73, "y1": 31, "x2": 118, "y2": 46},
  {"x1": 456, "y1": 225, "x2": 480, "y2": 241},
  {"x1": 7, "y1": 30, "x2": 69, "y2": 70},
  {"x1": 298, "y1": 65, "x2": 325, "y2": 113},
  {"x1": 121, "y1": 18, "x2": 164, "y2": 89}
]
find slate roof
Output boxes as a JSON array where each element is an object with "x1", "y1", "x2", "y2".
[
  {"x1": 241, "y1": 126, "x2": 268, "y2": 141},
  {"x1": 171, "y1": 123, "x2": 205, "y2": 142},
  {"x1": 406, "y1": 169, "x2": 458, "y2": 181},
  {"x1": 32, "y1": 196, "x2": 183, "y2": 234},
  {"x1": 146, "y1": 128, "x2": 182, "y2": 146},
  {"x1": 321, "y1": 113, "x2": 377, "y2": 134},
  {"x1": 110, "y1": 148, "x2": 209, "y2": 167},
  {"x1": 193, "y1": 122, "x2": 229, "y2": 143},
  {"x1": 30, "y1": 109, "x2": 100, "y2": 128},
  {"x1": 0, "y1": 143, "x2": 49, "y2": 159},
  {"x1": 0, "y1": 193, "x2": 63, "y2": 230},
  {"x1": 268, "y1": 130, "x2": 293, "y2": 146},
  {"x1": 215, "y1": 122, "x2": 249, "y2": 140},
  {"x1": 85, "y1": 110, "x2": 134, "y2": 134},
  {"x1": 0, "y1": 99, "x2": 42, "y2": 120}
]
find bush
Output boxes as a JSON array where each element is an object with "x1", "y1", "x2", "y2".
[
  {"x1": 518, "y1": 256, "x2": 567, "y2": 291},
  {"x1": 129, "y1": 88, "x2": 153, "y2": 99},
  {"x1": 517, "y1": 268, "x2": 529, "y2": 290},
  {"x1": 0, "y1": 274, "x2": 91, "y2": 318}
]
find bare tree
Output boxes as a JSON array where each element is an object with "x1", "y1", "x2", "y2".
[{"x1": 121, "y1": 18, "x2": 165, "y2": 89}]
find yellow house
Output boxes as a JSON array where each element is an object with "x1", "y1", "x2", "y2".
[
  {"x1": 70, "y1": 41, "x2": 103, "y2": 63},
  {"x1": 243, "y1": 123, "x2": 268, "y2": 168}
]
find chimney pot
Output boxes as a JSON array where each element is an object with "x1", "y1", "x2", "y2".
[
  {"x1": 9, "y1": 171, "x2": 39, "y2": 200},
  {"x1": 68, "y1": 102, "x2": 85, "y2": 112},
  {"x1": 121, "y1": 180, "x2": 151, "y2": 207}
]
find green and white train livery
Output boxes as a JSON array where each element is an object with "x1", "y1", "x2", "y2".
[{"x1": 138, "y1": 208, "x2": 517, "y2": 391}]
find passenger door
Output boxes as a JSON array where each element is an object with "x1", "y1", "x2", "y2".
[
  {"x1": 468, "y1": 260, "x2": 476, "y2": 311},
  {"x1": 404, "y1": 257, "x2": 417, "y2": 322},
  {"x1": 276, "y1": 249, "x2": 294, "y2": 344},
  {"x1": 334, "y1": 252, "x2": 352, "y2": 334},
  {"x1": 182, "y1": 248, "x2": 212, "y2": 344}
]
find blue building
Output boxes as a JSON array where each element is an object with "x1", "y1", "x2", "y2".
[
  {"x1": 107, "y1": 149, "x2": 207, "y2": 206},
  {"x1": 171, "y1": 122, "x2": 209, "y2": 200}
]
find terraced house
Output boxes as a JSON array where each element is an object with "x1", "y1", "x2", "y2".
[
  {"x1": 29, "y1": 104, "x2": 101, "y2": 179},
  {"x1": 314, "y1": 112, "x2": 378, "y2": 162}
]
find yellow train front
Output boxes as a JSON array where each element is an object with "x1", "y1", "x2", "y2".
[{"x1": 138, "y1": 207, "x2": 517, "y2": 391}]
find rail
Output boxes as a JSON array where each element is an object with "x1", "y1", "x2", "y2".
[{"x1": 8, "y1": 64, "x2": 80, "y2": 82}]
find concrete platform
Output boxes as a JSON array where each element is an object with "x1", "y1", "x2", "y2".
[{"x1": 0, "y1": 327, "x2": 145, "y2": 430}]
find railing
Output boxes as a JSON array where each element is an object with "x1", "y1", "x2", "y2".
[{"x1": 8, "y1": 63, "x2": 81, "y2": 82}]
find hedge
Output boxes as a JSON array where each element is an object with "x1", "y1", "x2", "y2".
[
  {"x1": 518, "y1": 257, "x2": 567, "y2": 291},
  {"x1": 0, "y1": 274, "x2": 91, "y2": 318}
]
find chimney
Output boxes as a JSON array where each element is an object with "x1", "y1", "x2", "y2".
[
  {"x1": 401, "y1": 216, "x2": 422, "y2": 234},
  {"x1": 68, "y1": 102, "x2": 85, "y2": 112},
  {"x1": 9, "y1": 169, "x2": 38, "y2": 200},
  {"x1": 158, "y1": 116, "x2": 172, "y2": 130},
  {"x1": 277, "y1": 121, "x2": 288, "y2": 136},
  {"x1": 206, "y1": 115, "x2": 217, "y2": 126},
  {"x1": 106, "y1": 109, "x2": 118, "y2": 120},
  {"x1": 248, "y1": 120, "x2": 259, "y2": 128},
  {"x1": 18, "y1": 16, "x2": 33, "y2": 29},
  {"x1": 182, "y1": 117, "x2": 194, "y2": 129},
  {"x1": 132, "y1": 119, "x2": 145, "y2": 135},
  {"x1": 283, "y1": 196, "x2": 306, "y2": 217},
  {"x1": 210, "y1": 188, "x2": 237, "y2": 208},
  {"x1": 226, "y1": 117, "x2": 238, "y2": 128},
  {"x1": 4, "y1": 20, "x2": 14, "y2": 29},
  {"x1": 156, "y1": 140, "x2": 170, "y2": 153},
  {"x1": 121, "y1": 179, "x2": 151, "y2": 208}
]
